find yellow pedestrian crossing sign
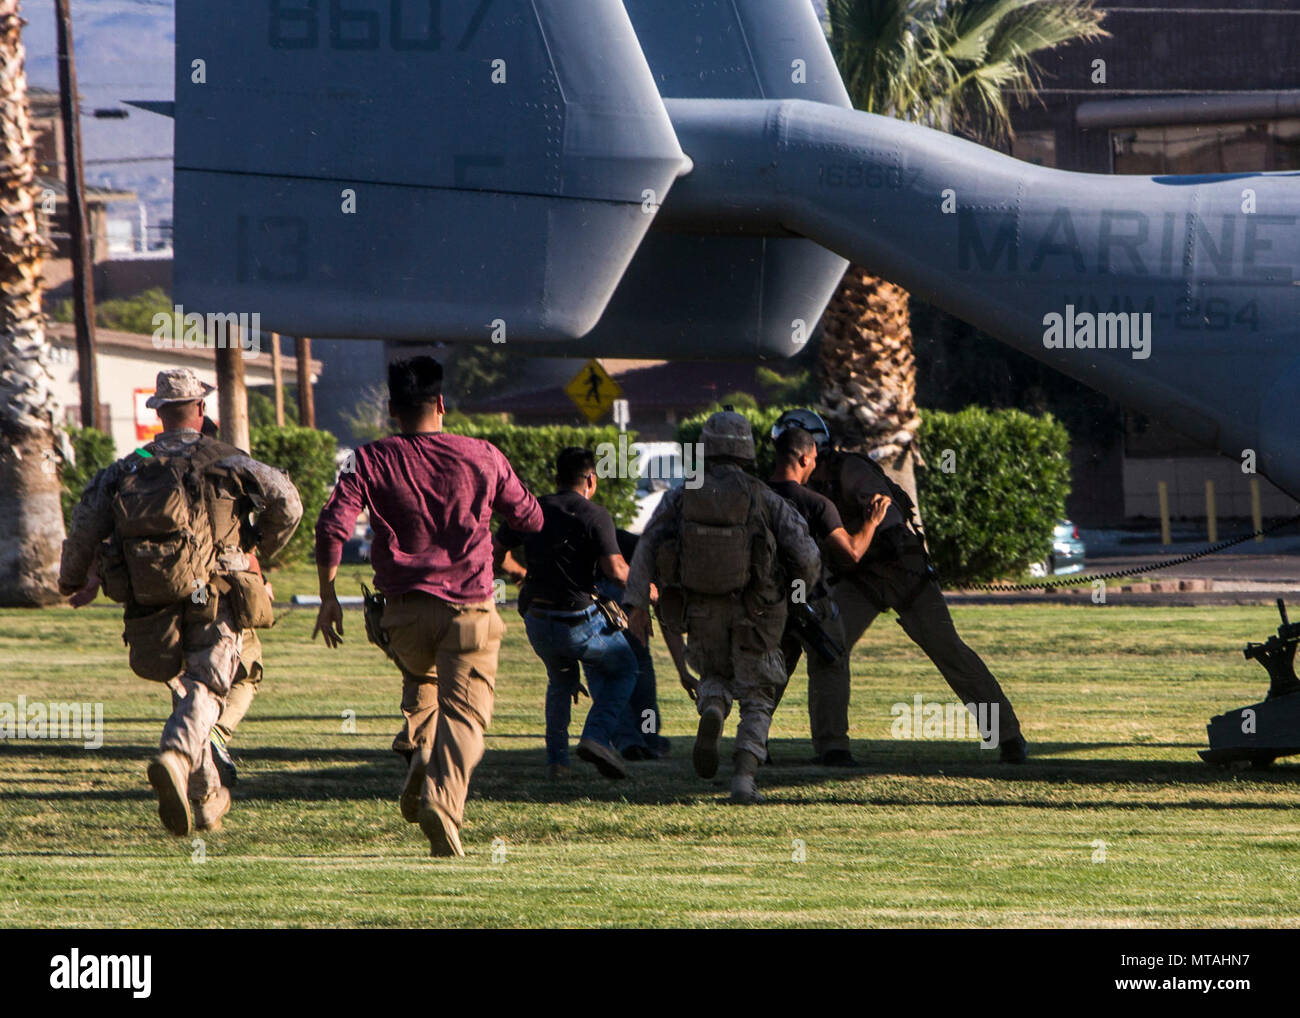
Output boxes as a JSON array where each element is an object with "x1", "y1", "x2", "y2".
[{"x1": 564, "y1": 359, "x2": 622, "y2": 423}]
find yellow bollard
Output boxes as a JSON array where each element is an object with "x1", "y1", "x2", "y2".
[
  {"x1": 1157, "y1": 481, "x2": 1171, "y2": 547},
  {"x1": 1205, "y1": 480, "x2": 1217, "y2": 543},
  {"x1": 1251, "y1": 477, "x2": 1264, "y2": 542}
]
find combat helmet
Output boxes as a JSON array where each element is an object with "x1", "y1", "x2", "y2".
[
  {"x1": 771, "y1": 408, "x2": 832, "y2": 451},
  {"x1": 700, "y1": 408, "x2": 756, "y2": 461}
]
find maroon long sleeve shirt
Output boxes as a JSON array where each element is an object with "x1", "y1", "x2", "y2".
[{"x1": 315, "y1": 432, "x2": 543, "y2": 603}]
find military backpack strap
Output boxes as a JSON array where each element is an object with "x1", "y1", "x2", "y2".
[
  {"x1": 186, "y1": 437, "x2": 247, "y2": 491},
  {"x1": 191, "y1": 436, "x2": 257, "y2": 557}
]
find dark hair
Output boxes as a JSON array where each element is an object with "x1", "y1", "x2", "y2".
[
  {"x1": 388, "y1": 356, "x2": 444, "y2": 413},
  {"x1": 774, "y1": 426, "x2": 816, "y2": 460},
  {"x1": 556, "y1": 446, "x2": 596, "y2": 488}
]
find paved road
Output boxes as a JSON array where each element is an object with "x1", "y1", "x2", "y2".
[
  {"x1": 944, "y1": 533, "x2": 1300, "y2": 605},
  {"x1": 1085, "y1": 553, "x2": 1300, "y2": 582}
]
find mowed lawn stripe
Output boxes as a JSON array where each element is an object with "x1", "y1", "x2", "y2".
[{"x1": 2, "y1": 602, "x2": 1299, "y2": 927}]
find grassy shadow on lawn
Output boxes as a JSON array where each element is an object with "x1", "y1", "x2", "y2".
[{"x1": 6, "y1": 735, "x2": 1300, "y2": 811}]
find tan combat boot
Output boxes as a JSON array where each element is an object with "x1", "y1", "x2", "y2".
[
  {"x1": 146, "y1": 750, "x2": 193, "y2": 836},
  {"x1": 693, "y1": 699, "x2": 725, "y2": 778},
  {"x1": 194, "y1": 786, "x2": 232, "y2": 832},
  {"x1": 730, "y1": 750, "x2": 763, "y2": 805},
  {"x1": 418, "y1": 804, "x2": 466, "y2": 858},
  {"x1": 400, "y1": 745, "x2": 431, "y2": 823}
]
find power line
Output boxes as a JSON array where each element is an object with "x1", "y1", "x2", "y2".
[
  {"x1": 69, "y1": 0, "x2": 173, "y2": 7},
  {"x1": 84, "y1": 155, "x2": 171, "y2": 165}
]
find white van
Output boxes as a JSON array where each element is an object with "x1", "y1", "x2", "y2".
[{"x1": 628, "y1": 441, "x2": 687, "y2": 534}]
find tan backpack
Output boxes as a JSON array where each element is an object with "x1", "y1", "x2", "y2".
[{"x1": 109, "y1": 439, "x2": 243, "y2": 607}]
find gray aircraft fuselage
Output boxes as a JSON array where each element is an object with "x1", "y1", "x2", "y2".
[{"x1": 658, "y1": 98, "x2": 1300, "y2": 499}]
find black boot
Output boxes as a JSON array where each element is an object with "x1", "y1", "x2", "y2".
[{"x1": 999, "y1": 734, "x2": 1028, "y2": 764}]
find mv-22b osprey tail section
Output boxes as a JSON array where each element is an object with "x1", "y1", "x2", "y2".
[
  {"x1": 161, "y1": 1, "x2": 1300, "y2": 499},
  {"x1": 169, "y1": 0, "x2": 853, "y2": 359},
  {"x1": 172, "y1": 0, "x2": 687, "y2": 343}
]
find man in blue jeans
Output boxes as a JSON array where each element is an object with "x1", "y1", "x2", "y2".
[
  {"x1": 495, "y1": 448, "x2": 637, "y2": 779},
  {"x1": 600, "y1": 529, "x2": 671, "y2": 761}
]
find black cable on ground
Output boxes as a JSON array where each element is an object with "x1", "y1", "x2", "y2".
[{"x1": 953, "y1": 515, "x2": 1300, "y2": 593}]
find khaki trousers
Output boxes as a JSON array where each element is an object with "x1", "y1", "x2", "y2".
[
  {"x1": 687, "y1": 597, "x2": 786, "y2": 761},
  {"x1": 382, "y1": 592, "x2": 503, "y2": 830},
  {"x1": 781, "y1": 597, "x2": 853, "y2": 757},
  {"x1": 215, "y1": 629, "x2": 262, "y2": 740},
  {"x1": 162, "y1": 600, "x2": 243, "y2": 802},
  {"x1": 809, "y1": 574, "x2": 1023, "y2": 749}
]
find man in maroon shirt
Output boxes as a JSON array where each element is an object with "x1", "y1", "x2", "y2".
[{"x1": 314, "y1": 356, "x2": 542, "y2": 857}]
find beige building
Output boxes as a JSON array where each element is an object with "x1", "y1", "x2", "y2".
[{"x1": 46, "y1": 322, "x2": 319, "y2": 457}]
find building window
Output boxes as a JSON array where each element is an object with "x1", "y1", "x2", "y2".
[
  {"x1": 1011, "y1": 130, "x2": 1056, "y2": 168},
  {"x1": 1111, "y1": 119, "x2": 1300, "y2": 174}
]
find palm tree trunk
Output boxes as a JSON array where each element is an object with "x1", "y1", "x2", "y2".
[
  {"x1": 816, "y1": 265, "x2": 924, "y2": 514},
  {"x1": 0, "y1": 2, "x2": 65, "y2": 606}
]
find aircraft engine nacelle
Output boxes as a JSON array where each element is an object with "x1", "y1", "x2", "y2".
[
  {"x1": 170, "y1": 0, "x2": 853, "y2": 359},
  {"x1": 174, "y1": 0, "x2": 687, "y2": 343}
]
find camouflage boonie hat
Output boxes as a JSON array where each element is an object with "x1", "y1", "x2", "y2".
[
  {"x1": 700, "y1": 410, "x2": 756, "y2": 461},
  {"x1": 145, "y1": 368, "x2": 215, "y2": 409}
]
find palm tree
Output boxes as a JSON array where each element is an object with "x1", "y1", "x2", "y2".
[
  {"x1": 818, "y1": 0, "x2": 1106, "y2": 507},
  {"x1": 0, "y1": 1, "x2": 65, "y2": 606}
]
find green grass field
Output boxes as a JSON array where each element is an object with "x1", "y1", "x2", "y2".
[{"x1": 2, "y1": 573, "x2": 1298, "y2": 928}]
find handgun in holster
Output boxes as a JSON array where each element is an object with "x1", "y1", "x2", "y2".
[
  {"x1": 360, "y1": 582, "x2": 401, "y2": 666},
  {"x1": 789, "y1": 600, "x2": 846, "y2": 664}
]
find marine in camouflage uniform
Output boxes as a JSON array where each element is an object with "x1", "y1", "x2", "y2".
[
  {"x1": 626, "y1": 411, "x2": 820, "y2": 803},
  {"x1": 211, "y1": 623, "x2": 264, "y2": 780},
  {"x1": 59, "y1": 369, "x2": 302, "y2": 836},
  {"x1": 199, "y1": 414, "x2": 264, "y2": 784}
]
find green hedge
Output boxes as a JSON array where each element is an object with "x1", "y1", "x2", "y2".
[
  {"x1": 59, "y1": 427, "x2": 118, "y2": 529},
  {"x1": 51, "y1": 286, "x2": 171, "y2": 334},
  {"x1": 918, "y1": 408, "x2": 1071, "y2": 583},
  {"x1": 451, "y1": 422, "x2": 639, "y2": 529},
  {"x1": 250, "y1": 425, "x2": 338, "y2": 567}
]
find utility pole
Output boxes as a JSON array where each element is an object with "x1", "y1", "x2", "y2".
[
  {"x1": 216, "y1": 336, "x2": 250, "y2": 452},
  {"x1": 270, "y1": 331, "x2": 285, "y2": 426},
  {"x1": 55, "y1": 0, "x2": 98, "y2": 429},
  {"x1": 296, "y1": 336, "x2": 315, "y2": 428}
]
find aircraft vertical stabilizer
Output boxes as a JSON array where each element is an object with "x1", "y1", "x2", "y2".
[
  {"x1": 172, "y1": 0, "x2": 685, "y2": 341},
  {"x1": 570, "y1": 0, "x2": 853, "y2": 359}
]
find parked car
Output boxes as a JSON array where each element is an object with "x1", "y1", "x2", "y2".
[
  {"x1": 1029, "y1": 519, "x2": 1086, "y2": 576},
  {"x1": 628, "y1": 441, "x2": 686, "y2": 534},
  {"x1": 341, "y1": 520, "x2": 372, "y2": 564}
]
